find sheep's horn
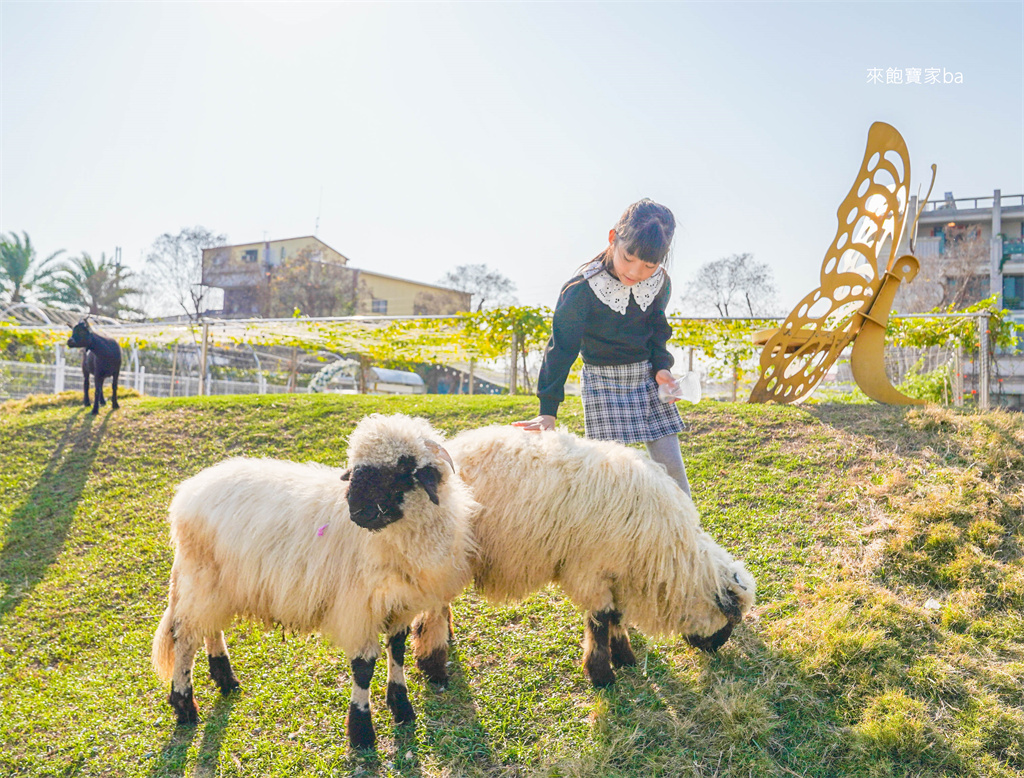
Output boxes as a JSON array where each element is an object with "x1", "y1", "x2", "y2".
[{"x1": 424, "y1": 440, "x2": 454, "y2": 472}]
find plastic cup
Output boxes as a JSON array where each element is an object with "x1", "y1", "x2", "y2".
[{"x1": 658, "y1": 371, "x2": 702, "y2": 404}]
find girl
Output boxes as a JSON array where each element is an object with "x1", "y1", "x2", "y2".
[{"x1": 513, "y1": 199, "x2": 690, "y2": 496}]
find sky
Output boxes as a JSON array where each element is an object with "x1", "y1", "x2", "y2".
[{"x1": 3, "y1": 1, "x2": 1022, "y2": 316}]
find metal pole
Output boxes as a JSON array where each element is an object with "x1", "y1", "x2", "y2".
[
  {"x1": 509, "y1": 331, "x2": 518, "y2": 395},
  {"x1": 468, "y1": 357, "x2": 475, "y2": 396},
  {"x1": 54, "y1": 343, "x2": 65, "y2": 393},
  {"x1": 198, "y1": 323, "x2": 210, "y2": 396},
  {"x1": 978, "y1": 314, "x2": 990, "y2": 410}
]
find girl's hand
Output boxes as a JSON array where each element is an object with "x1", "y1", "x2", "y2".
[
  {"x1": 511, "y1": 415, "x2": 555, "y2": 432},
  {"x1": 655, "y1": 369, "x2": 679, "y2": 403}
]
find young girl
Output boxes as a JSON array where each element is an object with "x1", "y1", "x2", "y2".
[{"x1": 513, "y1": 199, "x2": 690, "y2": 496}]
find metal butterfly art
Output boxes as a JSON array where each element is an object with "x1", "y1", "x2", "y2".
[{"x1": 749, "y1": 122, "x2": 936, "y2": 405}]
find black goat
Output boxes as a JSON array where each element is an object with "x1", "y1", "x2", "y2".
[{"x1": 66, "y1": 319, "x2": 121, "y2": 415}]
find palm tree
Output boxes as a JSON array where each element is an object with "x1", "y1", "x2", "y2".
[
  {"x1": 47, "y1": 252, "x2": 143, "y2": 319},
  {"x1": 0, "y1": 231, "x2": 65, "y2": 304}
]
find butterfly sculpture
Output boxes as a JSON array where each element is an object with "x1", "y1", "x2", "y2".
[{"x1": 749, "y1": 122, "x2": 935, "y2": 405}]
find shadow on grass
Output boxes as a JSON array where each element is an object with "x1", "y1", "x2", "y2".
[
  {"x1": 148, "y1": 693, "x2": 237, "y2": 778},
  {"x1": 412, "y1": 643, "x2": 495, "y2": 776},
  {"x1": 591, "y1": 627, "x2": 966, "y2": 778},
  {"x1": 0, "y1": 410, "x2": 107, "y2": 620}
]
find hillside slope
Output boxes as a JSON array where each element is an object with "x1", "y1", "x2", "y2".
[{"x1": 1, "y1": 393, "x2": 1022, "y2": 777}]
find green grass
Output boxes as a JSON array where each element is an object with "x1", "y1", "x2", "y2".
[{"x1": 1, "y1": 392, "x2": 1023, "y2": 776}]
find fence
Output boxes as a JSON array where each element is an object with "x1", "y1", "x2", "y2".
[{"x1": 1, "y1": 311, "x2": 1018, "y2": 407}]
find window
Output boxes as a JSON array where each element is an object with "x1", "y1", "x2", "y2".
[
  {"x1": 1004, "y1": 276, "x2": 1024, "y2": 311},
  {"x1": 371, "y1": 299, "x2": 388, "y2": 314},
  {"x1": 242, "y1": 249, "x2": 258, "y2": 263}
]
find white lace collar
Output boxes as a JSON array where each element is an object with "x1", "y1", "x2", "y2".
[{"x1": 583, "y1": 260, "x2": 665, "y2": 315}]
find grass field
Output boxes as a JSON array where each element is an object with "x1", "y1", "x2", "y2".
[{"x1": 1, "y1": 392, "x2": 1023, "y2": 777}]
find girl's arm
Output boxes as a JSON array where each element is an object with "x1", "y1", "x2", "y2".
[
  {"x1": 647, "y1": 276, "x2": 675, "y2": 377},
  {"x1": 517, "y1": 279, "x2": 587, "y2": 427}
]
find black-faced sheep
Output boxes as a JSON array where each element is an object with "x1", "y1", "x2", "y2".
[
  {"x1": 151, "y1": 414, "x2": 477, "y2": 750},
  {"x1": 411, "y1": 426, "x2": 756, "y2": 688},
  {"x1": 66, "y1": 319, "x2": 121, "y2": 415}
]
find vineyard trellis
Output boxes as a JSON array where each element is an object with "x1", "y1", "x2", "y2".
[{"x1": 1, "y1": 297, "x2": 1021, "y2": 406}]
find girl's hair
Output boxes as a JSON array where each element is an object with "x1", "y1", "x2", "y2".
[
  {"x1": 580, "y1": 199, "x2": 676, "y2": 276},
  {"x1": 607, "y1": 199, "x2": 676, "y2": 265}
]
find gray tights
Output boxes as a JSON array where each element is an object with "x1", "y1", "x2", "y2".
[{"x1": 645, "y1": 434, "x2": 691, "y2": 496}]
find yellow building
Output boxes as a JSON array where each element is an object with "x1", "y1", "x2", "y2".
[{"x1": 202, "y1": 236, "x2": 469, "y2": 317}]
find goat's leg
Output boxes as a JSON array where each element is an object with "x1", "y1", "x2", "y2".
[
  {"x1": 385, "y1": 628, "x2": 415, "y2": 725},
  {"x1": 347, "y1": 648, "x2": 378, "y2": 750},
  {"x1": 96, "y1": 375, "x2": 106, "y2": 406},
  {"x1": 169, "y1": 627, "x2": 200, "y2": 724},
  {"x1": 583, "y1": 610, "x2": 617, "y2": 687},
  {"x1": 82, "y1": 369, "x2": 91, "y2": 407},
  {"x1": 205, "y1": 633, "x2": 240, "y2": 695},
  {"x1": 111, "y1": 370, "x2": 119, "y2": 410},
  {"x1": 608, "y1": 614, "x2": 637, "y2": 668},
  {"x1": 411, "y1": 606, "x2": 452, "y2": 686}
]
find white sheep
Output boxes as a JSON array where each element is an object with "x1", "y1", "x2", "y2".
[
  {"x1": 151, "y1": 413, "x2": 477, "y2": 750},
  {"x1": 411, "y1": 426, "x2": 756, "y2": 688}
]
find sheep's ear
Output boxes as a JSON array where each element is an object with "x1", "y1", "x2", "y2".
[
  {"x1": 414, "y1": 465, "x2": 441, "y2": 505},
  {"x1": 340, "y1": 468, "x2": 351, "y2": 481}
]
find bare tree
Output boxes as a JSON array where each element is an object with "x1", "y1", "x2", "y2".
[
  {"x1": 678, "y1": 253, "x2": 778, "y2": 317},
  {"x1": 145, "y1": 227, "x2": 227, "y2": 320},
  {"x1": 260, "y1": 248, "x2": 357, "y2": 318},
  {"x1": 896, "y1": 226, "x2": 991, "y2": 312},
  {"x1": 438, "y1": 264, "x2": 517, "y2": 312}
]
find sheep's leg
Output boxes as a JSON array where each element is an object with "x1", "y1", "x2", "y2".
[
  {"x1": 205, "y1": 633, "x2": 240, "y2": 695},
  {"x1": 169, "y1": 627, "x2": 200, "y2": 725},
  {"x1": 582, "y1": 610, "x2": 617, "y2": 688},
  {"x1": 608, "y1": 614, "x2": 637, "y2": 668},
  {"x1": 346, "y1": 649, "x2": 378, "y2": 750},
  {"x1": 385, "y1": 628, "x2": 415, "y2": 725},
  {"x1": 411, "y1": 606, "x2": 452, "y2": 686}
]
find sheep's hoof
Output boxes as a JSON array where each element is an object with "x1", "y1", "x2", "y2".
[
  {"x1": 610, "y1": 637, "x2": 637, "y2": 668},
  {"x1": 208, "y1": 654, "x2": 240, "y2": 694},
  {"x1": 386, "y1": 682, "x2": 416, "y2": 725},
  {"x1": 91, "y1": 407, "x2": 100, "y2": 416},
  {"x1": 347, "y1": 704, "x2": 376, "y2": 750},
  {"x1": 168, "y1": 688, "x2": 199, "y2": 725},
  {"x1": 584, "y1": 657, "x2": 616, "y2": 688},
  {"x1": 416, "y1": 649, "x2": 449, "y2": 687}
]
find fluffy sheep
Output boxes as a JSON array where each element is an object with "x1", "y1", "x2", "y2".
[
  {"x1": 411, "y1": 426, "x2": 755, "y2": 688},
  {"x1": 151, "y1": 413, "x2": 477, "y2": 749}
]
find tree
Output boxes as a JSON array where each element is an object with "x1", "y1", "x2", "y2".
[
  {"x1": 47, "y1": 252, "x2": 142, "y2": 318},
  {"x1": 678, "y1": 253, "x2": 778, "y2": 317},
  {"x1": 438, "y1": 264, "x2": 517, "y2": 312},
  {"x1": 145, "y1": 226, "x2": 227, "y2": 320},
  {"x1": 261, "y1": 248, "x2": 357, "y2": 318},
  {"x1": 896, "y1": 226, "x2": 991, "y2": 313},
  {"x1": 0, "y1": 231, "x2": 64, "y2": 305}
]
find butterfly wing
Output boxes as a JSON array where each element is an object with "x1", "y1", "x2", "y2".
[{"x1": 749, "y1": 122, "x2": 911, "y2": 404}]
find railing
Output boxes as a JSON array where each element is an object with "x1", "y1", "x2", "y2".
[{"x1": 921, "y1": 194, "x2": 1024, "y2": 212}]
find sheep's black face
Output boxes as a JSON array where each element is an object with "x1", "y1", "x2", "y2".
[
  {"x1": 67, "y1": 322, "x2": 91, "y2": 349},
  {"x1": 684, "y1": 589, "x2": 743, "y2": 653},
  {"x1": 345, "y1": 455, "x2": 443, "y2": 532}
]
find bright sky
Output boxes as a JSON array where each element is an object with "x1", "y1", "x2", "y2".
[{"x1": 3, "y1": 1, "x2": 1022, "y2": 315}]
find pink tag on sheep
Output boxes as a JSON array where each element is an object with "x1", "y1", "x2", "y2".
[{"x1": 317, "y1": 523, "x2": 329, "y2": 536}]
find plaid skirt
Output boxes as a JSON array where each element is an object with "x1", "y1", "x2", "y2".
[{"x1": 581, "y1": 360, "x2": 685, "y2": 444}]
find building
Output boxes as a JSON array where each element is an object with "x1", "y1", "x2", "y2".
[
  {"x1": 898, "y1": 190, "x2": 1024, "y2": 311},
  {"x1": 201, "y1": 236, "x2": 470, "y2": 318},
  {"x1": 896, "y1": 190, "x2": 1024, "y2": 407}
]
